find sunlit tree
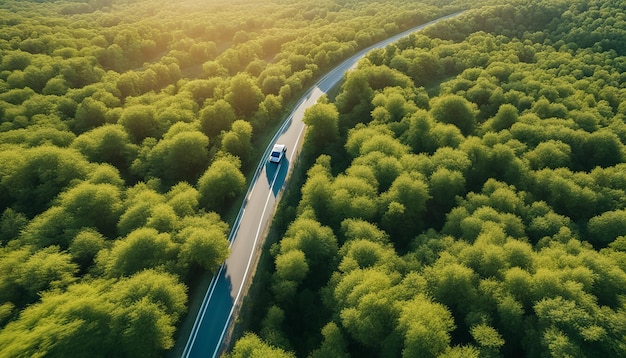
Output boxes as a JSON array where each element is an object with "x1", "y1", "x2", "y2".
[{"x1": 197, "y1": 156, "x2": 246, "y2": 213}]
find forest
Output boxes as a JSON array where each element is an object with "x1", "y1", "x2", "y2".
[
  {"x1": 229, "y1": 0, "x2": 626, "y2": 357},
  {"x1": 0, "y1": 0, "x2": 464, "y2": 356}
]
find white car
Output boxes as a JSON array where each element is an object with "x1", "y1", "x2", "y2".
[{"x1": 269, "y1": 144, "x2": 286, "y2": 163}]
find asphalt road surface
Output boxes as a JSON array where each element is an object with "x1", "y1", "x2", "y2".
[{"x1": 181, "y1": 11, "x2": 464, "y2": 358}]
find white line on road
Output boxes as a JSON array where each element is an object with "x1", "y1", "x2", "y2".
[{"x1": 182, "y1": 266, "x2": 223, "y2": 358}]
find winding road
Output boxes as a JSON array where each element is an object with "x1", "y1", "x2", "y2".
[{"x1": 181, "y1": 11, "x2": 464, "y2": 358}]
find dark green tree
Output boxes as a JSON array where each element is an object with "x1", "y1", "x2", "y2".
[
  {"x1": 430, "y1": 95, "x2": 477, "y2": 136},
  {"x1": 483, "y1": 103, "x2": 518, "y2": 132},
  {"x1": 524, "y1": 140, "x2": 571, "y2": 170},
  {"x1": 279, "y1": 217, "x2": 338, "y2": 286},
  {"x1": 582, "y1": 129, "x2": 625, "y2": 169},
  {"x1": 199, "y1": 99, "x2": 237, "y2": 138},
  {"x1": 119, "y1": 105, "x2": 160, "y2": 143},
  {"x1": 381, "y1": 173, "x2": 430, "y2": 249},
  {"x1": 225, "y1": 73, "x2": 264, "y2": 118},
  {"x1": 0, "y1": 208, "x2": 28, "y2": 244},
  {"x1": 587, "y1": 209, "x2": 626, "y2": 246}
]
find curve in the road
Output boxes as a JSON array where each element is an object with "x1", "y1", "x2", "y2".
[{"x1": 181, "y1": 10, "x2": 465, "y2": 358}]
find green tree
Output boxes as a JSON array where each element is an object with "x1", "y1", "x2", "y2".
[
  {"x1": 381, "y1": 173, "x2": 430, "y2": 248},
  {"x1": 335, "y1": 69, "x2": 375, "y2": 132},
  {"x1": 178, "y1": 226, "x2": 229, "y2": 274},
  {"x1": 72, "y1": 124, "x2": 138, "y2": 176},
  {"x1": 0, "y1": 247, "x2": 29, "y2": 304},
  {"x1": 1, "y1": 146, "x2": 90, "y2": 216},
  {"x1": 428, "y1": 168, "x2": 466, "y2": 226},
  {"x1": 119, "y1": 105, "x2": 160, "y2": 143},
  {"x1": 102, "y1": 228, "x2": 177, "y2": 277},
  {"x1": 338, "y1": 239, "x2": 399, "y2": 273},
  {"x1": 470, "y1": 323, "x2": 505, "y2": 357},
  {"x1": 583, "y1": 129, "x2": 625, "y2": 169},
  {"x1": 199, "y1": 99, "x2": 237, "y2": 138},
  {"x1": 298, "y1": 155, "x2": 333, "y2": 223},
  {"x1": 146, "y1": 128, "x2": 210, "y2": 186},
  {"x1": 145, "y1": 203, "x2": 179, "y2": 233},
  {"x1": 0, "y1": 208, "x2": 28, "y2": 244},
  {"x1": 197, "y1": 156, "x2": 246, "y2": 213},
  {"x1": 354, "y1": 151, "x2": 404, "y2": 193},
  {"x1": 340, "y1": 292, "x2": 398, "y2": 351},
  {"x1": 483, "y1": 103, "x2": 518, "y2": 132},
  {"x1": 340, "y1": 218, "x2": 389, "y2": 245},
  {"x1": 1, "y1": 50, "x2": 31, "y2": 71},
  {"x1": 345, "y1": 126, "x2": 389, "y2": 158},
  {"x1": 75, "y1": 159, "x2": 123, "y2": 187},
  {"x1": 406, "y1": 110, "x2": 436, "y2": 153},
  {"x1": 0, "y1": 281, "x2": 116, "y2": 357},
  {"x1": 424, "y1": 259, "x2": 478, "y2": 318},
  {"x1": 19, "y1": 207, "x2": 76, "y2": 248},
  {"x1": 371, "y1": 90, "x2": 415, "y2": 123},
  {"x1": 225, "y1": 73, "x2": 264, "y2": 118},
  {"x1": 329, "y1": 174, "x2": 379, "y2": 226},
  {"x1": 222, "y1": 120, "x2": 253, "y2": 162},
  {"x1": 0, "y1": 127, "x2": 75, "y2": 148},
  {"x1": 117, "y1": 184, "x2": 165, "y2": 236},
  {"x1": 274, "y1": 249, "x2": 309, "y2": 284},
  {"x1": 166, "y1": 182, "x2": 200, "y2": 217},
  {"x1": 279, "y1": 217, "x2": 338, "y2": 286},
  {"x1": 303, "y1": 101, "x2": 340, "y2": 149},
  {"x1": 69, "y1": 229, "x2": 106, "y2": 269},
  {"x1": 22, "y1": 64, "x2": 55, "y2": 93},
  {"x1": 0, "y1": 269, "x2": 187, "y2": 357},
  {"x1": 116, "y1": 70, "x2": 140, "y2": 97},
  {"x1": 58, "y1": 182, "x2": 122, "y2": 238},
  {"x1": 229, "y1": 333, "x2": 295, "y2": 358},
  {"x1": 119, "y1": 298, "x2": 175, "y2": 358},
  {"x1": 42, "y1": 76, "x2": 68, "y2": 95},
  {"x1": 309, "y1": 322, "x2": 349, "y2": 358},
  {"x1": 532, "y1": 168, "x2": 598, "y2": 222},
  {"x1": 430, "y1": 95, "x2": 477, "y2": 136},
  {"x1": 259, "y1": 305, "x2": 291, "y2": 349},
  {"x1": 62, "y1": 57, "x2": 104, "y2": 88},
  {"x1": 332, "y1": 269, "x2": 398, "y2": 351},
  {"x1": 587, "y1": 209, "x2": 626, "y2": 246},
  {"x1": 259, "y1": 94, "x2": 283, "y2": 121},
  {"x1": 524, "y1": 140, "x2": 572, "y2": 170},
  {"x1": 16, "y1": 246, "x2": 78, "y2": 304},
  {"x1": 398, "y1": 295, "x2": 455, "y2": 358},
  {"x1": 359, "y1": 133, "x2": 410, "y2": 158}
]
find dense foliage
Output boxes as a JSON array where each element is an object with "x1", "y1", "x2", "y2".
[
  {"x1": 0, "y1": 0, "x2": 456, "y2": 356},
  {"x1": 233, "y1": 0, "x2": 626, "y2": 357}
]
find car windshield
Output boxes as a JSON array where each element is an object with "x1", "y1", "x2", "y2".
[{"x1": 271, "y1": 151, "x2": 280, "y2": 157}]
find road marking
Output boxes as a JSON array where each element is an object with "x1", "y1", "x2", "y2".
[{"x1": 182, "y1": 265, "x2": 223, "y2": 358}]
